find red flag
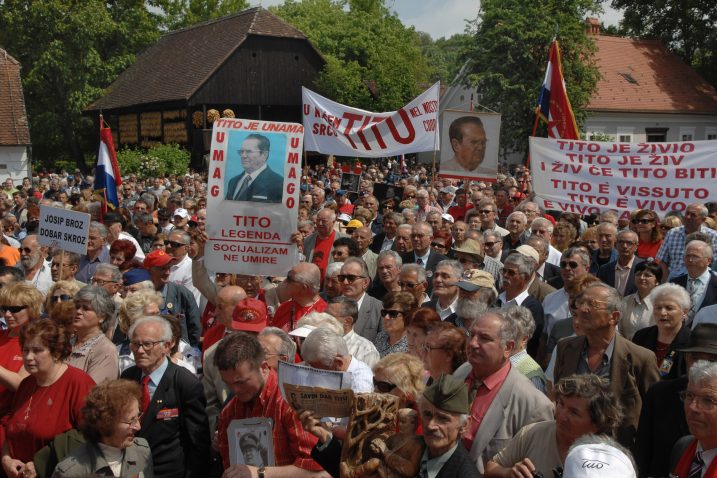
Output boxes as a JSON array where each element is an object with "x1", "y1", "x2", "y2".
[
  {"x1": 535, "y1": 40, "x2": 580, "y2": 140},
  {"x1": 93, "y1": 115, "x2": 122, "y2": 216}
]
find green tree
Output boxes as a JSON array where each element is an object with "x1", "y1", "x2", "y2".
[
  {"x1": 611, "y1": 0, "x2": 717, "y2": 87},
  {"x1": 419, "y1": 32, "x2": 473, "y2": 84},
  {"x1": 0, "y1": 0, "x2": 160, "y2": 168},
  {"x1": 150, "y1": 0, "x2": 249, "y2": 31},
  {"x1": 272, "y1": 0, "x2": 431, "y2": 111},
  {"x1": 464, "y1": 0, "x2": 601, "y2": 160}
]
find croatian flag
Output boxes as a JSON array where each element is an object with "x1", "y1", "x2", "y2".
[
  {"x1": 535, "y1": 39, "x2": 580, "y2": 140},
  {"x1": 93, "y1": 116, "x2": 121, "y2": 213}
]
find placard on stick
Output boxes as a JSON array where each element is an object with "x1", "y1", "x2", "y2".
[{"x1": 38, "y1": 205, "x2": 91, "y2": 255}]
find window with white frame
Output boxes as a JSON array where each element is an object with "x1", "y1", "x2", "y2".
[
  {"x1": 706, "y1": 127, "x2": 717, "y2": 141},
  {"x1": 617, "y1": 127, "x2": 634, "y2": 143},
  {"x1": 679, "y1": 127, "x2": 695, "y2": 141}
]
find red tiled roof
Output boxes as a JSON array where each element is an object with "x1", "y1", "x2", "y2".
[
  {"x1": 588, "y1": 35, "x2": 717, "y2": 114},
  {"x1": 0, "y1": 48, "x2": 31, "y2": 145},
  {"x1": 87, "y1": 7, "x2": 311, "y2": 111}
]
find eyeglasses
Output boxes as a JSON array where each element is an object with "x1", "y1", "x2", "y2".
[
  {"x1": 129, "y1": 340, "x2": 165, "y2": 351},
  {"x1": 398, "y1": 281, "x2": 419, "y2": 288},
  {"x1": 52, "y1": 294, "x2": 73, "y2": 303},
  {"x1": 484, "y1": 241, "x2": 499, "y2": 248},
  {"x1": 616, "y1": 240, "x2": 637, "y2": 246},
  {"x1": 91, "y1": 277, "x2": 117, "y2": 286},
  {"x1": 18, "y1": 247, "x2": 33, "y2": 254},
  {"x1": 479, "y1": 209, "x2": 493, "y2": 214},
  {"x1": 337, "y1": 274, "x2": 367, "y2": 283},
  {"x1": 118, "y1": 413, "x2": 144, "y2": 426},
  {"x1": 679, "y1": 390, "x2": 717, "y2": 411},
  {"x1": 631, "y1": 218, "x2": 654, "y2": 225},
  {"x1": 559, "y1": 260, "x2": 580, "y2": 269},
  {"x1": 381, "y1": 309, "x2": 404, "y2": 318},
  {"x1": 373, "y1": 379, "x2": 397, "y2": 393},
  {"x1": 0, "y1": 305, "x2": 28, "y2": 314},
  {"x1": 238, "y1": 149, "x2": 263, "y2": 155},
  {"x1": 166, "y1": 240, "x2": 187, "y2": 248},
  {"x1": 685, "y1": 254, "x2": 709, "y2": 262},
  {"x1": 406, "y1": 194, "x2": 416, "y2": 198},
  {"x1": 574, "y1": 297, "x2": 611, "y2": 310},
  {"x1": 431, "y1": 242, "x2": 447, "y2": 249},
  {"x1": 422, "y1": 343, "x2": 449, "y2": 353}
]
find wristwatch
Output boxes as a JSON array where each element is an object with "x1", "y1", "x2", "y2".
[{"x1": 258, "y1": 466, "x2": 266, "y2": 478}]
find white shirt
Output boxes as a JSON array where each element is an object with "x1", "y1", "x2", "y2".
[
  {"x1": 547, "y1": 245, "x2": 561, "y2": 266},
  {"x1": 380, "y1": 236, "x2": 395, "y2": 252},
  {"x1": 542, "y1": 288, "x2": 570, "y2": 335},
  {"x1": 346, "y1": 356, "x2": 374, "y2": 393},
  {"x1": 435, "y1": 294, "x2": 458, "y2": 321},
  {"x1": 24, "y1": 259, "x2": 54, "y2": 296},
  {"x1": 170, "y1": 254, "x2": 201, "y2": 307},
  {"x1": 499, "y1": 289, "x2": 530, "y2": 308},
  {"x1": 344, "y1": 330, "x2": 380, "y2": 368}
]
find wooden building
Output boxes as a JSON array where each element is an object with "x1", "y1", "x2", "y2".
[
  {"x1": 0, "y1": 48, "x2": 31, "y2": 179},
  {"x1": 85, "y1": 7, "x2": 324, "y2": 164}
]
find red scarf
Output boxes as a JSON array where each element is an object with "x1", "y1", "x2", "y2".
[{"x1": 673, "y1": 439, "x2": 717, "y2": 478}]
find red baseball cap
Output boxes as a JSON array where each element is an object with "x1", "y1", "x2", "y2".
[
  {"x1": 143, "y1": 250, "x2": 176, "y2": 268},
  {"x1": 230, "y1": 298, "x2": 268, "y2": 333}
]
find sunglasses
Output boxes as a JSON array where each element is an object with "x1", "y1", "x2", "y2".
[
  {"x1": 479, "y1": 209, "x2": 494, "y2": 214},
  {"x1": 52, "y1": 294, "x2": 73, "y2": 303},
  {"x1": 431, "y1": 242, "x2": 447, "y2": 249},
  {"x1": 560, "y1": 260, "x2": 580, "y2": 269},
  {"x1": 337, "y1": 274, "x2": 366, "y2": 283},
  {"x1": 166, "y1": 240, "x2": 187, "y2": 248},
  {"x1": 398, "y1": 281, "x2": 418, "y2": 288},
  {"x1": 381, "y1": 309, "x2": 403, "y2": 318},
  {"x1": 632, "y1": 218, "x2": 654, "y2": 225},
  {"x1": 1, "y1": 305, "x2": 28, "y2": 314},
  {"x1": 484, "y1": 241, "x2": 499, "y2": 248},
  {"x1": 373, "y1": 379, "x2": 397, "y2": 393}
]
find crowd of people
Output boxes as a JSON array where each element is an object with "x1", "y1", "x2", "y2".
[{"x1": 0, "y1": 161, "x2": 716, "y2": 478}]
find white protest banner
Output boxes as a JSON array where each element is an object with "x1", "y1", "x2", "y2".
[
  {"x1": 38, "y1": 205, "x2": 91, "y2": 254},
  {"x1": 530, "y1": 137, "x2": 717, "y2": 218},
  {"x1": 302, "y1": 83, "x2": 440, "y2": 157},
  {"x1": 204, "y1": 119, "x2": 303, "y2": 276}
]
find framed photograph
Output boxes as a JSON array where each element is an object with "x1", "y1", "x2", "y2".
[
  {"x1": 340, "y1": 172, "x2": 361, "y2": 193},
  {"x1": 227, "y1": 418, "x2": 275, "y2": 467}
]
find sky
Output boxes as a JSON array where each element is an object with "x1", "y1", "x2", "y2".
[{"x1": 251, "y1": 0, "x2": 623, "y2": 40}]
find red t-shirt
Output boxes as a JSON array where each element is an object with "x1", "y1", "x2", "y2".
[
  {"x1": 448, "y1": 204, "x2": 473, "y2": 221},
  {"x1": 0, "y1": 333, "x2": 23, "y2": 437},
  {"x1": 271, "y1": 298, "x2": 327, "y2": 332},
  {"x1": 202, "y1": 324, "x2": 226, "y2": 355},
  {"x1": 5, "y1": 366, "x2": 95, "y2": 462},
  {"x1": 310, "y1": 231, "x2": 336, "y2": 282},
  {"x1": 638, "y1": 240, "x2": 663, "y2": 260}
]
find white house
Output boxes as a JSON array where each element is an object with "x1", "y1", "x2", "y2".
[{"x1": 0, "y1": 48, "x2": 31, "y2": 180}]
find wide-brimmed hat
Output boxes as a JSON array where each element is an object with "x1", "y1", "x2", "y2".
[
  {"x1": 457, "y1": 269, "x2": 497, "y2": 296},
  {"x1": 678, "y1": 323, "x2": 717, "y2": 354},
  {"x1": 451, "y1": 238, "x2": 483, "y2": 259}
]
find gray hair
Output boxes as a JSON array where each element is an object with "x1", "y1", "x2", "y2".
[
  {"x1": 504, "y1": 253, "x2": 536, "y2": 277},
  {"x1": 477, "y1": 308, "x2": 516, "y2": 347},
  {"x1": 504, "y1": 305, "x2": 535, "y2": 342},
  {"x1": 128, "y1": 316, "x2": 173, "y2": 343},
  {"x1": 51, "y1": 250, "x2": 81, "y2": 266},
  {"x1": 317, "y1": 208, "x2": 336, "y2": 222},
  {"x1": 599, "y1": 209, "x2": 619, "y2": 225},
  {"x1": 89, "y1": 221, "x2": 108, "y2": 238},
  {"x1": 139, "y1": 192, "x2": 156, "y2": 210},
  {"x1": 436, "y1": 259, "x2": 463, "y2": 280},
  {"x1": 297, "y1": 312, "x2": 345, "y2": 335},
  {"x1": 526, "y1": 235, "x2": 548, "y2": 256},
  {"x1": 75, "y1": 286, "x2": 117, "y2": 332},
  {"x1": 325, "y1": 262, "x2": 344, "y2": 278},
  {"x1": 689, "y1": 359, "x2": 717, "y2": 386},
  {"x1": 482, "y1": 230, "x2": 500, "y2": 242},
  {"x1": 401, "y1": 210, "x2": 416, "y2": 222},
  {"x1": 301, "y1": 327, "x2": 349, "y2": 368},
  {"x1": 562, "y1": 246, "x2": 590, "y2": 268},
  {"x1": 597, "y1": 221, "x2": 618, "y2": 235},
  {"x1": 134, "y1": 212, "x2": 154, "y2": 225},
  {"x1": 397, "y1": 223, "x2": 413, "y2": 235},
  {"x1": 169, "y1": 229, "x2": 191, "y2": 244},
  {"x1": 327, "y1": 296, "x2": 359, "y2": 323},
  {"x1": 377, "y1": 250, "x2": 402, "y2": 268},
  {"x1": 294, "y1": 264, "x2": 322, "y2": 293},
  {"x1": 426, "y1": 210, "x2": 442, "y2": 221},
  {"x1": 648, "y1": 283, "x2": 691, "y2": 311},
  {"x1": 400, "y1": 263, "x2": 427, "y2": 283},
  {"x1": 530, "y1": 217, "x2": 553, "y2": 234},
  {"x1": 259, "y1": 327, "x2": 296, "y2": 363},
  {"x1": 506, "y1": 211, "x2": 527, "y2": 225},
  {"x1": 343, "y1": 257, "x2": 370, "y2": 278},
  {"x1": 413, "y1": 221, "x2": 433, "y2": 237},
  {"x1": 297, "y1": 219, "x2": 315, "y2": 230},
  {"x1": 686, "y1": 239, "x2": 714, "y2": 258},
  {"x1": 386, "y1": 212, "x2": 405, "y2": 225},
  {"x1": 583, "y1": 282, "x2": 621, "y2": 313},
  {"x1": 95, "y1": 263, "x2": 122, "y2": 283}
]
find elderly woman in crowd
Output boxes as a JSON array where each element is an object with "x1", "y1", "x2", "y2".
[
  {"x1": 374, "y1": 291, "x2": 417, "y2": 358},
  {"x1": 0, "y1": 283, "x2": 45, "y2": 417},
  {"x1": 51, "y1": 379, "x2": 153, "y2": 478},
  {"x1": 1, "y1": 319, "x2": 95, "y2": 478},
  {"x1": 66, "y1": 286, "x2": 119, "y2": 384},
  {"x1": 660, "y1": 215, "x2": 682, "y2": 235},
  {"x1": 44, "y1": 280, "x2": 83, "y2": 325},
  {"x1": 109, "y1": 239, "x2": 139, "y2": 275},
  {"x1": 632, "y1": 283, "x2": 691, "y2": 380},
  {"x1": 631, "y1": 209, "x2": 663, "y2": 259},
  {"x1": 552, "y1": 222, "x2": 577, "y2": 252},
  {"x1": 619, "y1": 260, "x2": 662, "y2": 340},
  {"x1": 117, "y1": 289, "x2": 163, "y2": 372},
  {"x1": 484, "y1": 374, "x2": 622, "y2": 478},
  {"x1": 423, "y1": 321, "x2": 466, "y2": 383},
  {"x1": 405, "y1": 306, "x2": 441, "y2": 361},
  {"x1": 578, "y1": 226, "x2": 599, "y2": 252},
  {"x1": 505, "y1": 305, "x2": 547, "y2": 394},
  {"x1": 372, "y1": 353, "x2": 426, "y2": 409}
]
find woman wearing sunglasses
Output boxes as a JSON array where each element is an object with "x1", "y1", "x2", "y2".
[
  {"x1": 632, "y1": 209, "x2": 663, "y2": 260},
  {"x1": 44, "y1": 280, "x2": 83, "y2": 326},
  {"x1": 423, "y1": 321, "x2": 466, "y2": 383},
  {"x1": 373, "y1": 291, "x2": 416, "y2": 358}
]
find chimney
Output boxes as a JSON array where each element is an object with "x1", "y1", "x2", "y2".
[{"x1": 585, "y1": 17, "x2": 600, "y2": 36}]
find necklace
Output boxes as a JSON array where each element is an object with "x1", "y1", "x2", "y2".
[{"x1": 24, "y1": 363, "x2": 65, "y2": 421}]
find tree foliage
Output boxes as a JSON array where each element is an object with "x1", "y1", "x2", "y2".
[
  {"x1": 611, "y1": 0, "x2": 717, "y2": 87},
  {"x1": 0, "y1": 0, "x2": 161, "y2": 167},
  {"x1": 272, "y1": 0, "x2": 431, "y2": 111},
  {"x1": 149, "y1": 0, "x2": 249, "y2": 31},
  {"x1": 464, "y1": 0, "x2": 601, "y2": 160},
  {"x1": 116, "y1": 143, "x2": 191, "y2": 179},
  {"x1": 418, "y1": 32, "x2": 473, "y2": 84}
]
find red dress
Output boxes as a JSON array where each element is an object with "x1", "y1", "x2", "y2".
[
  {"x1": 0, "y1": 333, "x2": 23, "y2": 415},
  {"x1": 4, "y1": 365, "x2": 95, "y2": 462}
]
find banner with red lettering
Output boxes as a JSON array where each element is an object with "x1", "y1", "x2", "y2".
[
  {"x1": 205, "y1": 119, "x2": 303, "y2": 276},
  {"x1": 302, "y1": 83, "x2": 440, "y2": 157},
  {"x1": 530, "y1": 137, "x2": 717, "y2": 217}
]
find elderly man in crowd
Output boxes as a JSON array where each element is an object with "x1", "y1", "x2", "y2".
[
  {"x1": 482, "y1": 230, "x2": 504, "y2": 264},
  {"x1": 502, "y1": 211, "x2": 527, "y2": 256},
  {"x1": 302, "y1": 327, "x2": 373, "y2": 393},
  {"x1": 589, "y1": 222, "x2": 618, "y2": 275},
  {"x1": 352, "y1": 226, "x2": 377, "y2": 280},
  {"x1": 215, "y1": 333, "x2": 325, "y2": 477},
  {"x1": 597, "y1": 229, "x2": 643, "y2": 297},
  {"x1": 525, "y1": 235, "x2": 561, "y2": 285},
  {"x1": 398, "y1": 263, "x2": 430, "y2": 306},
  {"x1": 370, "y1": 211, "x2": 402, "y2": 254},
  {"x1": 339, "y1": 257, "x2": 382, "y2": 342},
  {"x1": 304, "y1": 208, "x2": 347, "y2": 279},
  {"x1": 475, "y1": 200, "x2": 508, "y2": 237},
  {"x1": 425, "y1": 260, "x2": 463, "y2": 324},
  {"x1": 672, "y1": 240, "x2": 717, "y2": 324},
  {"x1": 369, "y1": 250, "x2": 402, "y2": 299},
  {"x1": 452, "y1": 238, "x2": 503, "y2": 285},
  {"x1": 455, "y1": 269, "x2": 498, "y2": 330},
  {"x1": 325, "y1": 295, "x2": 380, "y2": 367},
  {"x1": 258, "y1": 327, "x2": 296, "y2": 371},
  {"x1": 77, "y1": 221, "x2": 110, "y2": 283},
  {"x1": 18, "y1": 233, "x2": 53, "y2": 294},
  {"x1": 167, "y1": 229, "x2": 201, "y2": 306},
  {"x1": 121, "y1": 316, "x2": 210, "y2": 478},
  {"x1": 401, "y1": 222, "x2": 447, "y2": 284},
  {"x1": 454, "y1": 309, "x2": 553, "y2": 473},
  {"x1": 394, "y1": 223, "x2": 414, "y2": 253},
  {"x1": 505, "y1": 305, "x2": 547, "y2": 394},
  {"x1": 50, "y1": 250, "x2": 83, "y2": 287},
  {"x1": 529, "y1": 217, "x2": 561, "y2": 266},
  {"x1": 553, "y1": 282, "x2": 659, "y2": 446},
  {"x1": 272, "y1": 262, "x2": 327, "y2": 332},
  {"x1": 658, "y1": 203, "x2": 717, "y2": 280}
]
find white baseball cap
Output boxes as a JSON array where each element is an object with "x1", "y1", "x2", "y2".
[{"x1": 563, "y1": 443, "x2": 636, "y2": 478}]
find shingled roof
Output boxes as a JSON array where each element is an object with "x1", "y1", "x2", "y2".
[
  {"x1": 588, "y1": 34, "x2": 717, "y2": 114},
  {"x1": 0, "y1": 49, "x2": 31, "y2": 146},
  {"x1": 87, "y1": 7, "x2": 311, "y2": 111}
]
